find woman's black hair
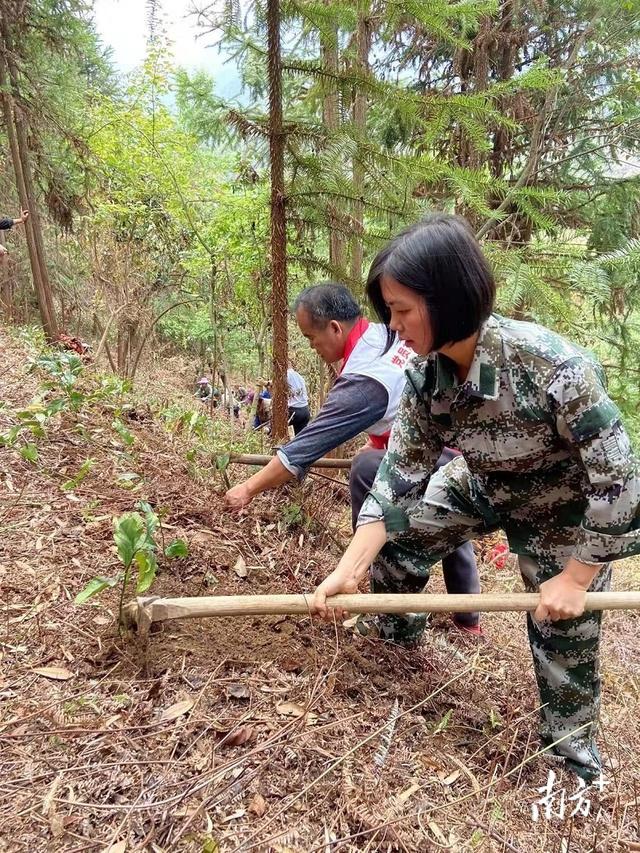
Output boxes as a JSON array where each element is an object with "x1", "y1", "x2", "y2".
[{"x1": 366, "y1": 214, "x2": 496, "y2": 351}]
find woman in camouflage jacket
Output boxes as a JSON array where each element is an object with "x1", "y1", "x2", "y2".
[{"x1": 312, "y1": 213, "x2": 640, "y2": 780}]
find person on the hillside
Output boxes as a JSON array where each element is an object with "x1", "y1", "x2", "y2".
[
  {"x1": 253, "y1": 381, "x2": 272, "y2": 429},
  {"x1": 310, "y1": 214, "x2": 640, "y2": 781},
  {"x1": 221, "y1": 387, "x2": 240, "y2": 419},
  {"x1": 195, "y1": 377, "x2": 213, "y2": 402},
  {"x1": 287, "y1": 362, "x2": 310, "y2": 435},
  {"x1": 225, "y1": 282, "x2": 482, "y2": 634},
  {"x1": 0, "y1": 209, "x2": 28, "y2": 256}
]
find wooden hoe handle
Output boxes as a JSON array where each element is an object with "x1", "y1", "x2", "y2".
[{"x1": 123, "y1": 591, "x2": 640, "y2": 633}]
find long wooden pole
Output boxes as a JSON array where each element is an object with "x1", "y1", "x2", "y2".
[
  {"x1": 124, "y1": 591, "x2": 640, "y2": 633},
  {"x1": 230, "y1": 453, "x2": 352, "y2": 469}
]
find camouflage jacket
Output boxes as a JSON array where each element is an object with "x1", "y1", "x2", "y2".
[{"x1": 362, "y1": 314, "x2": 640, "y2": 565}]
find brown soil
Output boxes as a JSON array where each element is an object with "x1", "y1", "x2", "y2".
[{"x1": 1, "y1": 327, "x2": 639, "y2": 852}]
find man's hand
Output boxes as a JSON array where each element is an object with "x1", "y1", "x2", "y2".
[
  {"x1": 19, "y1": 210, "x2": 29, "y2": 223},
  {"x1": 0, "y1": 245, "x2": 7, "y2": 257},
  {"x1": 534, "y1": 559, "x2": 600, "y2": 622},
  {"x1": 225, "y1": 482, "x2": 254, "y2": 510},
  {"x1": 311, "y1": 567, "x2": 360, "y2": 622}
]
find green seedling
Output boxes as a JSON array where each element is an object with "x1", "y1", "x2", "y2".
[
  {"x1": 76, "y1": 501, "x2": 188, "y2": 628},
  {"x1": 19, "y1": 443, "x2": 39, "y2": 464},
  {"x1": 62, "y1": 458, "x2": 96, "y2": 491},
  {"x1": 115, "y1": 471, "x2": 141, "y2": 490},
  {"x1": 215, "y1": 452, "x2": 231, "y2": 489},
  {"x1": 432, "y1": 708, "x2": 454, "y2": 734},
  {"x1": 112, "y1": 418, "x2": 135, "y2": 446}
]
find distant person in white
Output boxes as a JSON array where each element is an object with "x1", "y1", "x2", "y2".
[{"x1": 287, "y1": 364, "x2": 310, "y2": 434}]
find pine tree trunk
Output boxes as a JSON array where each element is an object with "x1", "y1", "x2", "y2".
[
  {"x1": 267, "y1": 0, "x2": 289, "y2": 443},
  {"x1": 0, "y1": 11, "x2": 58, "y2": 340},
  {"x1": 0, "y1": 251, "x2": 13, "y2": 319},
  {"x1": 350, "y1": 1, "x2": 371, "y2": 287},
  {"x1": 0, "y1": 47, "x2": 57, "y2": 339},
  {"x1": 320, "y1": 15, "x2": 346, "y2": 273}
]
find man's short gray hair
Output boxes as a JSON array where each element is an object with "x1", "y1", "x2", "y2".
[{"x1": 292, "y1": 282, "x2": 361, "y2": 328}]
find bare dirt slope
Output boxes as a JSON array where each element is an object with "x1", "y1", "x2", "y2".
[{"x1": 1, "y1": 326, "x2": 639, "y2": 852}]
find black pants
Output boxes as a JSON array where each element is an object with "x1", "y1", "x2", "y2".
[
  {"x1": 349, "y1": 448, "x2": 480, "y2": 627},
  {"x1": 288, "y1": 405, "x2": 310, "y2": 435}
]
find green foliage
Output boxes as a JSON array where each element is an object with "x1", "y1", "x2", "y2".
[
  {"x1": 112, "y1": 418, "x2": 135, "y2": 447},
  {"x1": 76, "y1": 500, "x2": 186, "y2": 626},
  {"x1": 19, "y1": 443, "x2": 39, "y2": 464},
  {"x1": 115, "y1": 472, "x2": 142, "y2": 491},
  {"x1": 74, "y1": 576, "x2": 120, "y2": 604},
  {"x1": 281, "y1": 502, "x2": 306, "y2": 530},
  {"x1": 62, "y1": 458, "x2": 96, "y2": 492},
  {"x1": 113, "y1": 513, "x2": 148, "y2": 568},
  {"x1": 0, "y1": 339, "x2": 143, "y2": 474},
  {"x1": 470, "y1": 830, "x2": 485, "y2": 848},
  {"x1": 432, "y1": 709, "x2": 454, "y2": 734},
  {"x1": 165, "y1": 539, "x2": 189, "y2": 558},
  {"x1": 31, "y1": 351, "x2": 84, "y2": 390},
  {"x1": 215, "y1": 453, "x2": 231, "y2": 472}
]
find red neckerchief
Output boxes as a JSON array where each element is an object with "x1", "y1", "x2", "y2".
[
  {"x1": 339, "y1": 318, "x2": 391, "y2": 449},
  {"x1": 368, "y1": 433, "x2": 390, "y2": 449},
  {"x1": 339, "y1": 318, "x2": 369, "y2": 374}
]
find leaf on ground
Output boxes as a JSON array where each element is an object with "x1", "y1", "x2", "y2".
[
  {"x1": 428, "y1": 821, "x2": 448, "y2": 845},
  {"x1": 441, "y1": 770, "x2": 461, "y2": 786},
  {"x1": 222, "y1": 809, "x2": 246, "y2": 822},
  {"x1": 276, "y1": 701, "x2": 317, "y2": 724},
  {"x1": 165, "y1": 538, "x2": 188, "y2": 558},
  {"x1": 233, "y1": 555, "x2": 248, "y2": 578},
  {"x1": 32, "y1": 666, "x2": 74, "y2": 681},
  {"x1": 276, "y1": 701, "x2": 306, "y2": 718},
  {"x1": 103, "y1": 842, "x2": 127, "y2": 853},
  {"x1": 191, "y1": 529, "x2": 216, "y2": 546},
  {"x1": 397, "y1": 782, "x2": 420, "y2": 803},
  {"x1": 158, "y1": 698, "x2": 194, "y2": 723},
  {"x1": 218, "y1": 725, "x2": 254, "y2": 747},
  {"x1": 447, "y1": 753, "x2": 481, "y2": 792},
  {"x1": 42, "y1": 773, "x2": 63, "y2": 815},
  {"x1": 227, "y1": 683, "x2": 251, "y2": 700},
  {"x1": 249, "y1": 792, "x2": 267, "y2": 817},
  {"x1": 49, "y1": 812, "x2": 65, "y2": 838},
  {"x1": 20, "y1": 443, "x2": 39, "y2": 463}
]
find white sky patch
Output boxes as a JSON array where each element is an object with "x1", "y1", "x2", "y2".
[{"x1": 92, "y1": 0, "x2": 241, "y2": 94}]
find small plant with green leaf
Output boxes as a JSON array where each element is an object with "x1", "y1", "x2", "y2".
[
  {"x1": 1, "y1": 348, "x2": 92, "y2": 459},
  {"x1": 31, "y1": 350, "x2": 87, "y2": 411},
  {"x1": 112, "y1": 417, "x2": 135, "y2": 447},
  {"x1": 432, "y1": 708, "x2": 454, "y2": 735},
  {"x1": 75, "y1": 500, "x2": 188, "y2": 628},
  {"x1": 215, "y1": 452, "x2": 231, "y2": 489},
  {"x1": 163, "y1": 406, "x2": 210, "y2": 440},
  {"x1": 62, "y1": 458, "x2": 96, "y2": 492},
  {"x1": 1, "y1": 400, "x2": 62, "y2": 461}
]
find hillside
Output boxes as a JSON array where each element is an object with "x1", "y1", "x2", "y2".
[{"x1": 1, "y1": 327, "x2": 639, "y2": 852}]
